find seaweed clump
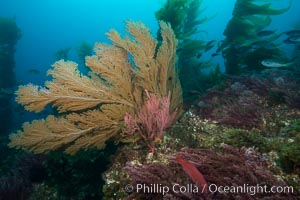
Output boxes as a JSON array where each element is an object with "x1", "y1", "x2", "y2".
[
  {"x1": 0, "y1": 153, "x2": 46, "y2": 200},
  {"x1": 124, "y1": 145, "x2": 297, "y2": 199},
  {"x1": 54, "y1": 47, "x2": 71, "y2": 61},
  {"x1": 76, "y1": 41, "x2": 93, "y2": 63},
  {"x1": 196, "y1": 71, "x2": 300, "y2": 129},
  {"x1": 41, "y1": 144, "x2": 118, "y2": 200}
]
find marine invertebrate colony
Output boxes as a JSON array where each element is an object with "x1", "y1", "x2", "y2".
[
  {"x1": 124, "y1": 90, "x2": 177, "y2": 153},
  {"x1": 9, "y1": 21, "x2": 182, "y2": 154}
]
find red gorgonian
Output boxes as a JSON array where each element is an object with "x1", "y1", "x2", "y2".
[{"x1": 124, "y1": 90, "x2": 177, "y2": 153}]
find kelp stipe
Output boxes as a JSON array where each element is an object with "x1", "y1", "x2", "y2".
[{"x1": 156, "y1": 0, "x2": 220, "y2": 104}]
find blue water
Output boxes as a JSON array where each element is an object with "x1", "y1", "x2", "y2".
[
  {"x1": 1, "y1": 0, "x2": 299, "y2": 84},
  {"x1": 0, "y1": 0, "x2": 299, "y2": 130},
  {"x1": 0, "y1": 0, "x2": 159, "y2": 85},
  {"x1": 1, "y1": 0, "x2": 299, "y2": 131}
]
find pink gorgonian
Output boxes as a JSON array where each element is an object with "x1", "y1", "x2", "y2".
[{"x1": 124, "y1": 90, "x2": 177, "y2": 153}]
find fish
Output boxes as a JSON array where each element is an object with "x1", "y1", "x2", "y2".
[
  {"x1": 238, "y1": 63, "x2": 248, "y2": 69},
  {"x1": 257, "y1": 30, "x2": 275, "y2": 37},
  {"x1": 250, "y1": 40, "x2": 270, "y2": 49},
  {"x1": 285, "y1": 30, "x2": 300, "y2": 37},
  {"x1": 250, "y1": 41, "x2": 280, "y2": 50},
  {"x1": 283, "y1": 38, "x2": 296, "y2": 44},
  {"x1": 176, "y1": 153, "x2": 208, "y2": 193},
  {"x1": 204, "y1": 40, "x2": 216, "y2": 52},
  {"x1": 288, "y1": 35, "x2": 300, "y2": 43},
  {"x1": 0, "y1": 87, "x2": 14, "y2": 95},
  {"x1": 206, "y1": 40, "x2": 216, "y2": 46},
  {"x1": 211, "y1": 52, "x2": 219, "y2": 57},
  {"x1": 216, "y1": 40, "x2": 227, "y2": 52},
  {"x1": 27, "y1": 69, "x2": 40, "y2": 75},
  {"x1": 0, "y1": 87, "x2": 14, "y2": 98},
  {"x1": 261, "y1": 59, "x2": 293, "y2": 68}
]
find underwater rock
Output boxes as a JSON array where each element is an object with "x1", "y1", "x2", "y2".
[
  {"x1": 196, "y1": 72, "x2": 300, "y2": 129},
  {"x1": 123, "y1": 145, "x2": 297, "y2": 199}
]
